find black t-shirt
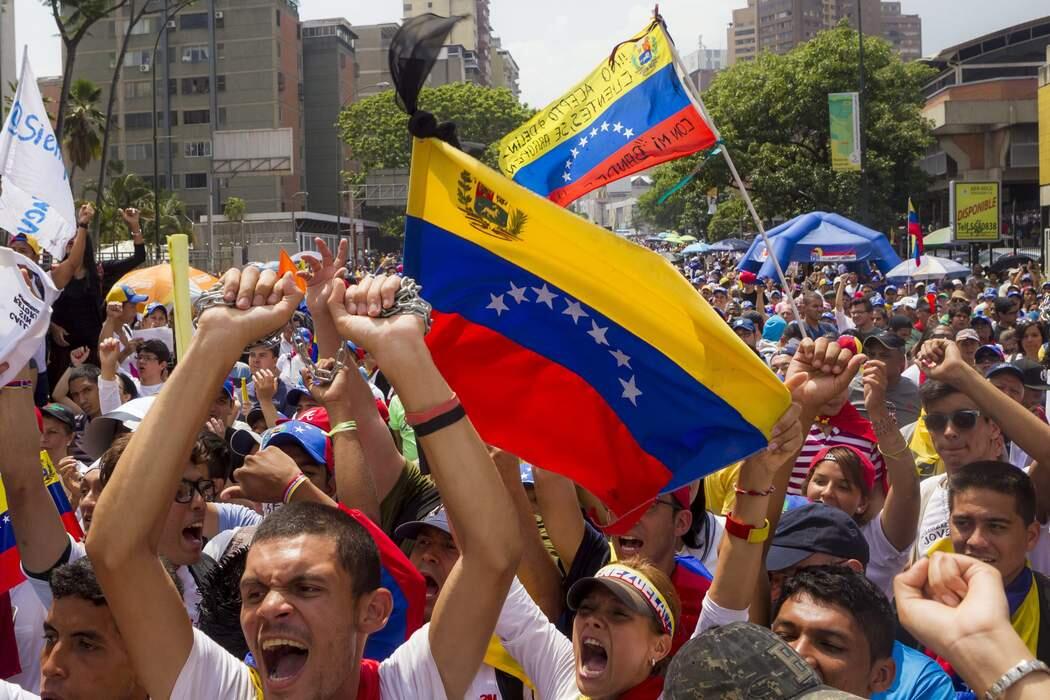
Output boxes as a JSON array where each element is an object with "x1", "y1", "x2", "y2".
[{"x1": 555, "y1": 520, "x2": 611, "y2": 637}]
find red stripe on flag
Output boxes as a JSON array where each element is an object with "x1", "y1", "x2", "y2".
[
  {"x1": 425, "y1": 311, "x2": 673, "y2": 516},
  {"x1": 547, "y1": 105, "x2": 717, "y2": 207},
  {"x1": 0, "y1": 548, "x2": 25, "y2": 593},
  {"x1": 60, "y1": 511, "x2": 84, "y2": 541}
]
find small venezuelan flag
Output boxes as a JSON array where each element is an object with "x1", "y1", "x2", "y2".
[
  {"x1": 0, "y1": 451, "x2": 84, "y2": 593},
  {"x1": 497, "y1": 18, "x2": 718, "y2": 207},
  {"x1": 908, "y1": 198, "x2": 923, "y2": 265},
  {"x1": 404, "y1": 137, "x2": 789, "y2": 519}
]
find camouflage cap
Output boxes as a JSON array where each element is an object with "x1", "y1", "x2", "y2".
[{"x1": 664, "y1": 622, "x2": 862, "y2": 699}]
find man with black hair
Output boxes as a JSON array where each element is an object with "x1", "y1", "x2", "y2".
[
  {"x1": 245, "y1": 338, "x2": 290, "y2": 413},
  {"x1": 39, "y1": 558, "x2": 151, "y2": 700},
  {"x1": 63, "y1": 364, "x2": 102, "y2": 462},
  {"x1": 771, "y1": 566, "x2": 896, "y2": 698},
  {"x1": 133, "y1": 338, "x2": 170, "y2": 396},
  {"x1": 850, "y1": 297, "x2": 877, "y2": 336},
  {"x1": 994, "y1": 296, "x2": 1020, "y2": 337}
]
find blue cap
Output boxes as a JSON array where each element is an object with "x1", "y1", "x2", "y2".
[
  {"x1": 145, "y1": 302, "x2": 168, "y2": 317},
  {"x1": 228, "y1": 362, "x2": 252, "y2": 382},
  {"x1": 766, "y1": 503, "x2": 869, "y2": 571},
  {"x1": 884, "y1": 285, "x2": 897, "y2": 293},
  {"x1": 871, "y1": 294, "x2": 885, "y2": 306},
  {"x1": 261, "y1": 421, "x2": 327, "y2": 466},
  {"x1": 106, "y1": 284, "x2": 149, "y2": 305},
  {"x1": 821, "y1": 312, "x2": 836, "y2": 321},
  {"x1": 221, "y1": 379, "x2": 235, "y2": 400},
  {"x1": 394, "y1": 504, "x2": 451, "y2": 540},
  {"x1": 986, "y1": 362, "x2": 1024, "y2": 383},
  {"x1": 285, "y1": 381, "x2": 313, "y2": 408},
  {"x1": 732, "y1": 318, "x2": 756, "y2": 333},
  {"x1": 714, "y1": 286, "x2": 727, "y2": 294},
  {"x1": 762, "y1": 315, "x2": 787, "y2": 342},
  {"x1": 770, "y1": 289, "x2": 783, "y2": 298},
  {"x1": 1008, "y1": 290, "x2": 1022, "y2": 298},
  {"x1": 741, "y1": 300, "x2": 754, "y2": 309}
]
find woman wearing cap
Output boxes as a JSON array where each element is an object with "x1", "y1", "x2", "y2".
[
  {"x1": 799, "y1": 356, "x2": 920, "y2": 598},
  {"x1": 567, "y1": 557, "x2": 679, "y2": 699}
]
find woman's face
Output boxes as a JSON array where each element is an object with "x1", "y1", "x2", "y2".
[
  {"x1": 572, "y1": 587, "x2": 668, "y2": 698},
  {"x1": 1022, "y1": 325, "x2": 1043, "y2": 354},
  {"x1": 804, "y1": 460, "x2": 867, "y2": 519}
]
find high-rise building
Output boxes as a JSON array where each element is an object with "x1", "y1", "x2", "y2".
[
  {"x1": 301, "y1": 18, "x2": 356, "y2": 216},
  {"x1": 352, "y1": 23, "x2": 398, "y2": 98},
  {"x1": 683, "y1": 41, "x2": 728, "y2": 92},
  {"x1": 403, "y1": 0, "x2": 492, "y2": 86},
  {"x1": 0, "y1": 0, "x2": 14, "y2": 110},
  {"x1": 727, "y1": 0, "x2": 921, "y2": 65},
  {"x1": 489, "y1": 36, "x2": 520, "y2": 101},
  {"x1": 72, "y1": 0, "x2": 305, "y2": 221}
]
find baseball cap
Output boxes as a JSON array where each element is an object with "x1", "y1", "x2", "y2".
[
  {"x1": 770, "y1": 289, "x2": 783, "y2": 298},
  {"x1": 861, "y1": 330, "x2": 905, "y2": 351},
  {"x1": 105, "y1": 284, "x2": 149, "y2": 305},
  {"x1": 665, "y1": 622, "x2": 860, "y2": 699},
  {"x1": 732, "y1": 318, "x2": 756, "y2": 333},
  {"x1": 40, "y1": 403, "x2": 77, "y2": 431},
  {"x1": 285, "y1": 381, "x2": 315, "y2": 409},
  {"x1": 766, "y1": 503, "x2": 870, "y2": 572},
  {"x1": 883, "y1": 284, "x2": 897, "y2": 293},
  {"x1": 763, "y1": 315, "x2": 787, "y2": 342},
  {"x1": 261, "y1": 421, "x2": 328, "y2": 467},
  {"x1": 394, "y1": 504, "x2": 451, "y2": 540},
  {"x1": 83, "y1": 396, "x2": 157, "y2": 460},
  {"x1": 9, "y1": 233, "x2": 41, "y2": 256},
  {"x1": 221, "y1": 379, "x2": 236, "y2": 401},
  {"x1": 971, "y1": 315, "x2": 992, "y2": 326},
  {"x1": 975, "y1": 344, "x2": 1005, "y2": 363},
  {"x1": 229, "y1": 427, "x2": 263, "y2": 457},
  {"x1": 145, "y1": 302, "x2": 168, "y2": 318},
  {"x1": 1013, "y1": 359, "x2": 1050, "y2": 391},
  {"x1": 567, "y1": 563, "x2": 676, "y2": 637},
  {"x1": 986, "y1": 362, "x2": 1025, "y2": 383},
  {"x1": 955, "y1": 328, "x2": 980, "y2": 344}
]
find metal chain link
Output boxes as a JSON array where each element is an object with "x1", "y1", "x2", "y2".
[{"x1": 379, "y1": 276, "x2": 433, "y2": 335}]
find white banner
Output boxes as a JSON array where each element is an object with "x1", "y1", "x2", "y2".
[
  {"x1": 0, "y1": 49, "x2": 76, "y2": 259},
  {"x1": 0, "y1": 246, "x2": 60, "y2": 385}
]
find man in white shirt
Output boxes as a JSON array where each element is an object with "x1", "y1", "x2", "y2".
[
  {"x1": 86, "y1": 268, "x2": 523, "y2": 700},
  {"x1": 912, "y1": 340, "x2": 1050, "y2": 556}
]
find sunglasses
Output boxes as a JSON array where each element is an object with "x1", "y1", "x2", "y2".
[
  {"x1": 175, "y1": 478, "x2": 216, "y2": 504},
  {"x1": 923, "y1": 409, "x2": 983, "y2": 433}
]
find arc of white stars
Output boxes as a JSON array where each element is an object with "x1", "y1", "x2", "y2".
[
  {"x1": 600, "y1": 121, "x2": 610, "y2": 131},
  {"x1": 587, "y1": 320, "x2": 609, "y2": 346},
  {"x1": 612, "y1": 121, "x2": 623, "y2": 133},
  {"x1": 507, "y1": 282, "x2": 529, "y2": 304},
  {"x1": 623, "y1": 128, "x2": 634, "y2": 139},
  {"x1": 610, "y1": 349, "x2": 632, "y2": 368},
  {"x1": 619, "y1": 376, "x2": 642, "y2": 406},
  {"x1": 486, "y1": 292, "x2": 509, "y2": 316},
  {"x1": 563, "y1": 299, "x2": 589, "y2": 325},
  {"x1": 532, "y1": 284, "x2": 558, "y2": 309}
]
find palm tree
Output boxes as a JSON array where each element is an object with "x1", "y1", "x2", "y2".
[
  {"x1": 146, "y1": 190, "x2": 195, "y2": 247},
  {"x1": 81, "y1": 162, "x2": 152, "y2": 245},
  {"x1": 62, "y1": 78, "x2": 106, "y2": 189}
]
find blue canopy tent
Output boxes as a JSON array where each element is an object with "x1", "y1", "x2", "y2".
[{"x1": 737, "y1": 212, "x2": 901, "y2": 279}]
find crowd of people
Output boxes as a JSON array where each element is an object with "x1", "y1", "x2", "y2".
[{"x1": 3, "y1": 212, "x2": 1050, "y2": 699}]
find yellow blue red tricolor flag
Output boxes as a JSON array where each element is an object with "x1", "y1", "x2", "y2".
[
  {"x1": 404, "y1": 137, "x2": 789, "y2": 518},
  {"x1": 907, "y1": 198, "x2": 923, "y2": 264},
  {"x1": 0, "y1": 451, "x2": 83, "y2": 593},
  {"x1": 498, "y1": 18, "x2": 718, "y2": 207}
]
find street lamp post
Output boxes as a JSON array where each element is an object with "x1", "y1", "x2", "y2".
[
  {"x1": 856, "y1": 1, "x2": 868, "y2": 226},
  {"x1": 150, "y1": 0, "x2": 170, "y2": 262},
  {"x1": 291, "y1": 191, "x2": 308, "y2": 248}
]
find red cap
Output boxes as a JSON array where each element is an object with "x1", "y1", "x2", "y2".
[
  {"x1": 739, "y1": 270, "x2": 757, "y2": 285},
  {"x1": 293, "y1": 407, "x2": 334, "y2": 474}
]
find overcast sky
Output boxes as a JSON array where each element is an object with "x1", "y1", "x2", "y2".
[{"x1": 16, "y1": 0, "x2": 1050, "y2": 107}]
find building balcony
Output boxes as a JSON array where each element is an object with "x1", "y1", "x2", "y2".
[{"x1": 923, "y1": 77, "x2": 1038, "y2": 134}]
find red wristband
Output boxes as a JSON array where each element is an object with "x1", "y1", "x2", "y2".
[
  {"x1": 734, "y1": 484, "x2": 775, "y2": 497},
  {"x1": 406, "y1": 393, "x2": 460, "y2": 427}
]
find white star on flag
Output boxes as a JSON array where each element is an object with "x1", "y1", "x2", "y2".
[
  {"x1": 565, "y1": 159, "x2": 573, "y2": 169},
  {"x1": 507, "y1": 282, "x2": 529, "y2": 304},
  {"x1": 294, "y1": 426, "x2": 306, "y2": 433},
  {"x1": 619, "y1": 376, "x2": 642, "y2": 406},
  {"x1": 610, "y1": 349, "x2": 632, "y2": 368},
  {"x1": 613, "y1": 122, "x2": 623, "y2": 132},
  {"x1": 571, "y1": 147, "x2": 580, "y2": 157},
  {"x1": 589, "y1": 127, "x2": 598, "y2": 137},
  {"x1": 486, "y1": 293, "x2": 509, "y2": 316},
  {"x1": 562, "y1": 299, "x2": 589, "y2": 325},
  {"x1": 579, "y1": 136, "x2": 589, "y2": 147},
  {"x1": 532, "y1": 284, "x2": 558, "y2": 309},
  {"x1": 587, "y1": 320, "x2": 610, "y2": 346},
  {"x1": 562, "y1": 172, "x2": 572, "y2": 182},
  {"x1": 623, "y1": 128, "x2": 634, "y2": 139},
  {"x1": 601, "y1": 121, "x2": 610, "y2": 131}
]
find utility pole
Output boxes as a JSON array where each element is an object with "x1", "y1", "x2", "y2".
[{"x1": 856, "y1": 0, "x2": 868, "y2": 226}]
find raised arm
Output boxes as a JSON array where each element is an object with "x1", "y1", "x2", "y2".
[
  {"x1": 532, "y1": 466, "x2": 587, "y2": 571},
  {"x1": 87, "y1": 267, "x2": 302, "y2": 699},
  {"x1": 864, "y1": 361, "x2": 920, "y2": 550},
  {"x1": 0, "y1": 365, "x2": 71, "y2": 574},
  {"x1": 327, "y1": 275, "x2": 521, "y2": 699},
  {"x1": 49, "y1": 208, "x2": 91, "y2": 290}
]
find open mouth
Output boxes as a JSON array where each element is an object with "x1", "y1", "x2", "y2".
[
  {"x1": 579, "y1": 636, "x2": 609, "y2": 679},
  {"x1": 181, "y1": 524, "x2": 204, "y2": 549},
  {"x1": 617, "y1": 536, "x2": 644, "y2": 556},
  {"x1": 422, "y1": 573, "x2": 440, "y2": 600},
  {"x1": 261, "y1": 637, "x2": 309, "y2": 687}
]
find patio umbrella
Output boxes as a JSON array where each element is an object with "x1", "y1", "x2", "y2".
[
  {"x1": 709, "y1": 238, "x2": 750, "y2": 252},
  {"x1": 885, "y1": 255, "x2": 971, "y2": 283},
  {"x1": 923, "y1": 227, "x2": 954, "y2": 247},
  {"x1": 682, "y1": 242, "x2": 712, "y2": 254},
  {"x1": 112, "y1": 264, "x2": 220, "y2": 307},
  {"x1": 679, "y1": 235, "x2": 698, "y2": 242}
]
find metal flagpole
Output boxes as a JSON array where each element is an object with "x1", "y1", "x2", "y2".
[{"x1": 663, "y1": 22, "x2": 805, "y2": 327}]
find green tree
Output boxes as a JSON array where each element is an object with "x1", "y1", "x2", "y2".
[
  {"x1": 338, "y1": 82, "x2": 534, "y2": 180},
  {"x1": 62, "y1": 78, "x2": 106, "y2": 188},
  {"x1": 224, "y1": 196, "x2": 247, "y2": 221},
  {"x1": 81, "y1": 162, "x2": 151, "y2": 244},
  {"x1": 706, "y1": 197, "x2": 749, "y2": 241},
  {"x1": 638, "y1": 24, "x2": 934, "y2": 235}
]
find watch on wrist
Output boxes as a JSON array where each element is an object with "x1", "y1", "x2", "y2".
[
  {"x1": 985, "y1": 659, "x2": 1050, "y2": 699},
  {"x1": 724, "y1": 513, "x2": 770, "y2": 544}
]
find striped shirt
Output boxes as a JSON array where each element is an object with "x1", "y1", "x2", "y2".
[{"x1": 789, "y1": 424, "x2": 886, "y2": 495}]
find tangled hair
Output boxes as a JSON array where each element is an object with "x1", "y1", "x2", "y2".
[
  {"x1": 773, "y1": 565, "x2": 894, "y2": 664},
  {"x1": 251, "y1": 502, "x2": 380, "y2": 597},
  {"x1": 949, "y1": 460, "x2": 1036, "y2": 525},
  {"x1": 197, "y1": 545, "x2": 251, "y2": 659},
  {"x1": 197, "y1": 429, "x2": 233, "y2": 482}
]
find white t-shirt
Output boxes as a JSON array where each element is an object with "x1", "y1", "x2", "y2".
[
  {"x1": 916, "y1": 474, "x2": 951, "y2": 556},
  {"x1": 8, "y1": 582, "x2": 45, "y2": 694},
  {"x1": 861, "y1": 514, "x2": 911, "y2": 599},
  {"x1": 681, "y1": 512, "x2": 726, "y2": 573},
  {"x1": 0, "y1": 679, "x2": 38, "y2": 700},
  {"x1": 901, "y1": 363, "x2": 921, "y2": 386}
]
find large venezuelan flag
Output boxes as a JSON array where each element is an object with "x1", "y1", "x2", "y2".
[
  {"x1": 498, "y1": 20, "x2": 718, "y2": 207},
  {"x1": 404, "y1": 138, "x2": 789, "y2": 518},
  {"x1": 0, "y1": 451, "x2": 84, "y2": 593}
]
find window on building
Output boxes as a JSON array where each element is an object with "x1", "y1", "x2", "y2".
[
  {"x1": 217, "y1": 42, "x2": 225, "y2": 60},
  {"x1": 168, "y1": 78, "x2": 177, "y2": 96},
  {"x1": 182, "y1": 77, "x2": 210, "y2": 95},
  {"x1": 275, "y1": 9, "x2": 281, "y2": 26},
  {"x1": 125, "y1": 112, "x2": 153, "y2": 129},
  {"x1": 216, "y1": 75, "x2": 226, "y2": 92},
  {"x1": 218, "y1": 108, "x2": 227, "y2": 125},
  {"x1": 126, "y1": 143, "x2": 154, "y2": 160},
  {"x1": 156, "y1": 111, "x2": 178, "y2": 127},
  {"x1": 404, "y1": 3, "x2": 412, "y2": 12},
  {"x1": 183, "y1": 109, "x2": 210, "y2": 125},
  {"x1": 117, "y1": 18, "x2": 152, "y2": 36},
  {"x1": 184, "y1": 173, "x2": 208, "y2": 189},
  {"x1": 278, "y1": 73, "x2": 286, "y2": 92},
  {"x1": 215, "y1": 12, "x2": 225, "y2": 29},
  {"x1": 340, "y1": 53, "x2": 347, "y2": 68},
  {"x1": 184, "y1": 141, "x2": 212, "y2": 158},
  {"x1": 182, "y1": 45, "x2": 209, "y2": 63},
  {"x1": 124, "y1": 81, "x2": 152, "y2": 99},
  {"x1": 180, "y1": 13, "x2": 208, "y2": 30},
  {"x1": 123, "y1": 51, "x2": 151, "y2": 67}
]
